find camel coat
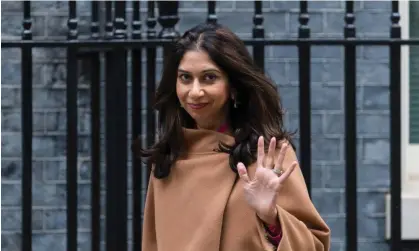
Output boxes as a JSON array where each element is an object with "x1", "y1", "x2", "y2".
[{"x1": 142, "y1": 128, "x2": 330, "y2": 251}]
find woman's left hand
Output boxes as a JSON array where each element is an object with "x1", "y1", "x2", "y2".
[{"x1": 237, "y1": 136, "x2": 297, "y2": 226}]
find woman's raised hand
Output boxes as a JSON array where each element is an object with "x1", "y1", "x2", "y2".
[{"x1": 237, "y1": 136, "x2": 298, "y2": 225}]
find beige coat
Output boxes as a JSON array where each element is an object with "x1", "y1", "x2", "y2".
[{"x1": 142, "y1": 128, "x2": 330, "y2": 251}]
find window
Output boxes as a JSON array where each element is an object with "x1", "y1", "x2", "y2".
[{"x1": 410, "y1": 2, "x2": 419, "y2": 146}]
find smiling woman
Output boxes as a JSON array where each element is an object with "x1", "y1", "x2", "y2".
[
  {"x1": 176, "y1": 50, "x2": 231, "y2": 131},
  {"x1": 134, "y1": 23, "x2": 330, "y2": 251}
]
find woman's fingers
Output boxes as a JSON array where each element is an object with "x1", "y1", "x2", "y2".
[
  {"x1": 277, "y1": 161, "x2": 298, "y2": 185},
  {"x1": 273, "y1": 142, "x2": 289, "y2": 172},
  {"x1": 257, "y1": 136, "x2": 265, "y2": 167},
  {"x1": 265, "y1": 137, "x2": 276, "y2": 169},
  {"x1": 237, "y1": 162, "x2": 250, "y2": 183}
]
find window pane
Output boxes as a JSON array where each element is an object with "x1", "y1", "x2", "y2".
[{"x1": 409, "y1": 1, "x2": 419, "y2": 143}]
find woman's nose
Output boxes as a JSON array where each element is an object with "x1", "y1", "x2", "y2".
[{"x1": 189, "y1": 81, "x2": 204, "y2": 97}]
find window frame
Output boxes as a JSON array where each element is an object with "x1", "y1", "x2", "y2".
[{"x1": 401, "y1": 0, "x2": 419, "y2": 194}]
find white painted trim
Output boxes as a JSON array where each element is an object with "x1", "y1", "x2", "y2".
[
  {"x1": 386, "y1": 193, "x2": 419, "y2": 240},
  {"x1": 385, "y1": 1, "x2": 419, "y2": 240},
  {"x1": 401, "y1": 0, "x2": 419, "y2": 194},
  {"x1": 400, "y1": 0, "x2": 410, "y2": 193}
]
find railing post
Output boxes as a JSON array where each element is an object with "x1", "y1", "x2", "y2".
[
  {"x1": 114, "y1": 1, "x2": 127, "y2": 39},
  {"x1": 343, "y1": 2, "x2": 357, "y2": 251},
  {"x1": 105, "y1": 2, "x2": 128, "y2": 251},
  {"x1": 389, "y1": 1, "x2": 402, "y2": 250},
  {"x1": 105, "y1": 1, "x2": 113, "y2": 39},
  {"x1": 157, "y1": 0, "x2": 180, "y2": 64},
  {"x1": 131, "y1": 1, "x2": 144, "y2": 250},
  {"x1": 89, "y1": 2, "x2": 101, "y2": 251},
  {"x1": 207, "y1": 1, "x2": 217, "y2": 24},
  {"x1": 132, "y1": 0, "x2": 142, "y2": 40},
  {"x1": 157, "y1": 1, "x2": 180, "y2": 39},
  {"x1": 298, "y1": 0, "x2": 312, "y2": 197},
  {"x1": 146, "y1": 1, "x2": 157, "y2": 184},
  {"x1": 21, "y1": 1, "x2": 33, "y2": 250},
  {"x1": 66, "y1": 1, "x2": 79, "y2": 251},
  {"x1": 252, "y1": 0, "x2": 265, "y2": 70}
]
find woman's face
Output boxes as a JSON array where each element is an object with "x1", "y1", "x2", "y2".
[{"x1": 176, "y1": 50, "x2": 231, "y2": 130}]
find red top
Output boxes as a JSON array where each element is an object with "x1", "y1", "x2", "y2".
[
  {"x1": 265, "y1": 223, "x2": 282, "y2": 245},
  {"x1": 217, "y1": 123, "x2": 229, "y2": 133},
  {"x1": 216, "y1": 123, "x2": 282, "y2": 246}
]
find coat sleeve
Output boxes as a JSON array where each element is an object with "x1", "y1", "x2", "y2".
[
  {"x1": 257, "y1": 145, "x2": 331, "y2": 251},
  {"x1": 142, "y1": 174, "x2": 158, "y2": 251}
]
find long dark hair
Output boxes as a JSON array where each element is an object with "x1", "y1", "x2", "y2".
[{"x1": 133, "y1": 23, "x2": 295, "y2": 179}]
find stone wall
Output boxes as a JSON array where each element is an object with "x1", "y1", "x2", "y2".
[{"x1": 1, "y1": 1, "x2": 393, "y2": 251}]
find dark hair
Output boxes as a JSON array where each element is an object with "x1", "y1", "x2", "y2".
[{"x1": 133, "y1": 23, "x2": 295, "y2": 179}]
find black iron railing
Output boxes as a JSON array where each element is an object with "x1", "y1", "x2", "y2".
[{"x1": 2, "y1": 1, "x2": 418, "y2": 251}]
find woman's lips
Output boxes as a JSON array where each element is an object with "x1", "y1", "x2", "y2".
[{"x1": 188, "y1": 103, "x2": 208, "y2": 110}]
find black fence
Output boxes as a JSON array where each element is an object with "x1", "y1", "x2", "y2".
[{"x1": 2, "y1": 1, "x2": 419, "y2": 251}]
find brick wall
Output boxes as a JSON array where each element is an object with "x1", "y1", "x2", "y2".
[{"x1": 1, "y1": 1, "x2": 393, "y2": 251}]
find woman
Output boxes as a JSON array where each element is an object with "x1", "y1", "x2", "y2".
[{"x1": 136, "y1": 23, "x2": 330, "y2": 251}]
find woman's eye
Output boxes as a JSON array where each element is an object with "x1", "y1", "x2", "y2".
[
  {"x1": 204, "y1": 74, "x2": 217, "y2": 81},
  {"x1": 179, "y1": 74, "x2": 191, "y2": 82}
]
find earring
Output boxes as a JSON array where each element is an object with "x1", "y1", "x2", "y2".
[{"x1": 233, "y1": 100, "x2": 238, "y2": 108}]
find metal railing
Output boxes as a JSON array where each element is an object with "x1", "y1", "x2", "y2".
[{"x1": 2, "y1": 1, "x2": 418, "y2": 251}]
